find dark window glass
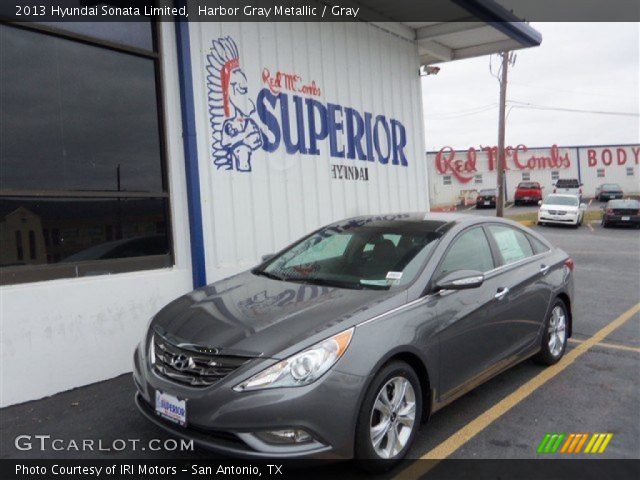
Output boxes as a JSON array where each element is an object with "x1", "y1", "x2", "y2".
[
  {"x1": 0, "y1": 24, "x2": 163, "y2": 192},
  {"x1": 37, "y1": 21, "x2": 154, "y2": 52},
  {"x1": 438, "y1": 228, "x2": 494, "y2": 275},
  {"x1": 28, "y1": 230, "x2": 36, "y2": 259},
  {"x1": 0, "y1": 197, "x2": 169, "y2": 267},
  {"x1": 488, "y1": 225, "x2": 534, "y2": 265},
  {"x1": 15, "y1": 231, "x2": 23, "y2": 261}
]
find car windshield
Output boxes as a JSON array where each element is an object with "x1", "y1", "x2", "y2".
[
  {"x1": 255, "y1": 220, "x2": 445, "y2": 290},
  {"x1": 544, "y1": 195, "x2": 579, "y2": 206},
  {"x1": 479, "y1": 189, "x2": 496, "y2": 195},
  {"x1": 602, "y1": 184, "x2": 621, "y2": 191},
  {"x1": 608, "y1": 200, "x2": 638, "y2": 208}
]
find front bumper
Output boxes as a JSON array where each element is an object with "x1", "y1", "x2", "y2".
[
  {"x1": 133, "y1": 344, "x2": 367, "y2": 459},
  {"x1": 538, "y1": 212, "x2": 579, "y2": 225}
]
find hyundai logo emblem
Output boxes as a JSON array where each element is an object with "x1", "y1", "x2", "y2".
[{"x1": 171, "y1": 354, "x2": 194, "y2": 371}]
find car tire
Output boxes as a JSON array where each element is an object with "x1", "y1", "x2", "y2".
[
  {"x1": 354, "y1": 361, "x2": 422, "y2": 472},
  {"x1": 602, "y1": 221, "x2": 609, "y2": 228},
  {"x1": 534, "y1": 299, "x2": 569, "y2": 366}
]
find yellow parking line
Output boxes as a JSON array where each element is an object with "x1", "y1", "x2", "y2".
[
  {"x1": 568, "y1": 338, "x2": 640, "y2": 354},
  {"x1": 394, "y1": 303, "x2": 640, "y2": 479},
  {"x1": 587, "y1": 223, "x2": 594, "y2": 232}
]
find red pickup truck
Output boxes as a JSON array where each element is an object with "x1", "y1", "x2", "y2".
[{"x1": 514, "y1": 181, "x2": 543, "y2": 205}]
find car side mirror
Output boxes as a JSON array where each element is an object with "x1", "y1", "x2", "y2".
[
  {"x1": 261, "y1": 253, "x2": 275, "y2": 262},
  {"x1": 435, "y1": 270, "x2": 484, "y2": 291},
  {"x1": 538, "y1": 200, "x2": 542, "y2": 206}
]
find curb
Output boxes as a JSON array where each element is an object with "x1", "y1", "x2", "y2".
[{"x1": 517, "y1": 220, "x2": 536, "y2": 226}]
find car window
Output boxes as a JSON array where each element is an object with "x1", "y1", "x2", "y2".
[
  {"x1": 283, "y1": 233, "x2": 351, "y2": 267},
  {"x1": 488, "y1": 225, "x2": 534, "y2": 265},
  {"x1": 438, "y1": 227, "x2": 494, "y2": 276},
  {"x1": 526, "y1": 234, "x2": 550, "y2": 254}
]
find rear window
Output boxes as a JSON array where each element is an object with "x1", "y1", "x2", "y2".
[
  {"x1": 479, "y1": 189, "x2": 496, "y2": 195},
  {"x1": 518, "y1": 182, "x2": 539, "y2": 189},
  {"x1": 602, "y1": 184, "x2": 622, "y2": 191},
  {"x1": 609, "y1": 200, "x2": 639, "y2": 208},
  {"x1": 555, "y1": 179, "x2": 580, "y2": 187}
]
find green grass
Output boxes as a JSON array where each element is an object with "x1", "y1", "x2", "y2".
[{"x1": 506, "y1": 210, "x2": 603, "y2": 224}]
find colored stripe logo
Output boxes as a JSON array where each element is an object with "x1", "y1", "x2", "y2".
[{"x1": 537, "y1": 433, "x2": 613, "y2": 454}]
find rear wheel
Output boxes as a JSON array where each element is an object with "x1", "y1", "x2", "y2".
[
  {"x1": 354, "y1": 361, "x2": 422, "y2": 472},
  {"x1": 534, "y1": 299, "x2": 569, "y2": 366}
]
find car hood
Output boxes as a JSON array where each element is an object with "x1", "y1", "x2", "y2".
[
  {"x1": 150, "y1": 270, "x2": 401, "y2": 359},
  {"x1": 542, "y1": 204, "x2": 579, "y2": 211}
]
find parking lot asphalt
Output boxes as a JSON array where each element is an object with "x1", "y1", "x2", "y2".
[{"x1": 1, "y1": 220, "x2": 638, "y2": 477}]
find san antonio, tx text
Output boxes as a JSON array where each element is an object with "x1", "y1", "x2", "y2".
[{"x1": 16, "y1": 463, "x2": 282, "y2": 476}]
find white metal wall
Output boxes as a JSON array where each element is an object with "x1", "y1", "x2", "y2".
[
  {"x1": 189, "y1": 22, "x2": 429, "y2": 282},
  {"x1": 578, "y1": 145, "x2": 640, "y2": 196},
  {"x1": 0, "y1": 23, "x2": 194, "y2": 407},
  {"x1": 427, "y1": 144, "x2": 639, "y2": 205}
]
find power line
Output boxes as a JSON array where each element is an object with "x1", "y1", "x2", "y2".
[{"x1": 508, "y1": 100, "x2": 639, "y2": 117}]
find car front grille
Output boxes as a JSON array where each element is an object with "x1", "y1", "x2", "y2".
[
  {"x1": 548, "y1": 210, "x2": 567, "y2": 215},
  {"x1": 151, "y1": 333, "x2": 251, "y2": 387}
]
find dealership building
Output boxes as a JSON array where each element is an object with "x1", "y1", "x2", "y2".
[
  {"x1": 0, "y1": 2, "x2": 542, "y2": 406},
  {"x1": 427, "y1": 144, "x2": 640, "y2": 206}
]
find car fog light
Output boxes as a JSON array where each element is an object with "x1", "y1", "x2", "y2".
[{"x1": 254, "y1": 429, "x2": 313, "y2": 444}]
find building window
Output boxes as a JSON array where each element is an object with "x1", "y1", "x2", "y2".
[
  {"x1": 551, "y1": 171, "x2": 559, "y2": 182},
  {"x1": 0, "y1": 23, "x2": 172, "y2": 285},
  {"x1": 522, "y1": 172, "x2": 531, "y2": 181},
  {"x1": 443, "y1": 175, "x2": 452, "y2": 185},
  {"x1": 597, "y1": 169, "x2": 605, "y2": 178},
  {"x1": 474, "y1": 175, "x2": 483, "y2": 184},
  {"x1": 627, "y1": 167, "x2": 635, "y2": 176}
]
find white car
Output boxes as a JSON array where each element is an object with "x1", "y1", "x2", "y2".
[{"x1": 538, "y1": 194, "x2": 586, "y2": 227}]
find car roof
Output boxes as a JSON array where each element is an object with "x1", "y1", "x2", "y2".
[{"x1": 337, "y1": 211, "x2": 524, "y2": 230}]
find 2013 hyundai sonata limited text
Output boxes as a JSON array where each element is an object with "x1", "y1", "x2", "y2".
[{"x1": 133, "y1": 213, "x2": 574, "y2": 467}]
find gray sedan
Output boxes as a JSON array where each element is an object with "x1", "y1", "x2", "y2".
[{"x1": 133, "y1": 213, "x2": 574, "y2": 469}]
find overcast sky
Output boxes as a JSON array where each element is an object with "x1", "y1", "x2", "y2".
[{"x1": 421, "y1": 22, "x2": 639, "y2": 151}]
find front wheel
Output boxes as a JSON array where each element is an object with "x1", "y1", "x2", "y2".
[
  {"x1": 534, "y1": 299, "x2": 569, "y2": 365},
  {"x1": 354, "y1": 361, "x2": 422, "y2": 471}
]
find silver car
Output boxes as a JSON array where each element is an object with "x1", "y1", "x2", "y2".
[{"x1": 133, "y1": 213, "x2": 574, "y2": 468}]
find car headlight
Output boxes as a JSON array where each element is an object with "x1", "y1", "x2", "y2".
[{"x1": 233, "y1": 328, "x2": 354, "y2": 391}]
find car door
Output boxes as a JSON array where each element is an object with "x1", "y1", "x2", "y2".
[
  {"x1": 432, "y1": 227, "x2": 507, "y2": 401},
  {"x1": 485, "y1": 225, "x2": 553, "y2": 357}
]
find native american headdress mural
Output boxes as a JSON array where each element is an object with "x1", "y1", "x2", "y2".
[{"x1": 206, "y1": 36, "x2": 262, "y2": 172}]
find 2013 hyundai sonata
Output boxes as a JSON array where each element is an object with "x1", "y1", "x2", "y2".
[{"x1": 133, "y1": 213, "x2": 574, "y2": 466}]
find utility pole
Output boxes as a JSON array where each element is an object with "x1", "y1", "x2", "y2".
[{"x1": 496, "y1": 51, "x2": 509, "y2": 217}]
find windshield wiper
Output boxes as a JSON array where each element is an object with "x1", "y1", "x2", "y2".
[
  {"x1": 284, "y1": 276, "x2": 365, "y2": 290},
  {"x1": 251, "y1": 269, "x2": 285, "y2": 281}
]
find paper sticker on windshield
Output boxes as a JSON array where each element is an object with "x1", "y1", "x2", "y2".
[{"x1": 386, "y1": 271, "x2": 403, "y2": 281}]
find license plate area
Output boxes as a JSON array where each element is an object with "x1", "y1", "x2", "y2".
[
  {"x1": 622, "y1": 216, "x2": 630, "y2": 221},
  {"x1": 155, "y1": 391, "x2": 186, "y2": 426}
]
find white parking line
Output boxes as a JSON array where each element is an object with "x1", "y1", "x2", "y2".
[
  {"x1": 465, "y1": 205, "x2": 476, "y2": 211},
  {"x1": 505, "y1": 203, "x2": 513, "y2": 210}
]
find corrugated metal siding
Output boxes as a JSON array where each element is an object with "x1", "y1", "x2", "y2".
[{"x1": 189, "y1": 22, "x2": 428, "y2": 281}]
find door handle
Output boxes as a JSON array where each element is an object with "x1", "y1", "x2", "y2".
[
  {"x1": 540, "y1": 264, "x2": 551, "y2": 275},
  {"x1": 495, "y1": 287, "x2": 509, "y2": 300}
]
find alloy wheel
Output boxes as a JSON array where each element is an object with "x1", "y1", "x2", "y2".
[
  {"x1": 548, "y1": 305, "x2": 567, "y2": 357},
  {"x1": 369, "y1": 376, "x2": 416, "y2": 459}
]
